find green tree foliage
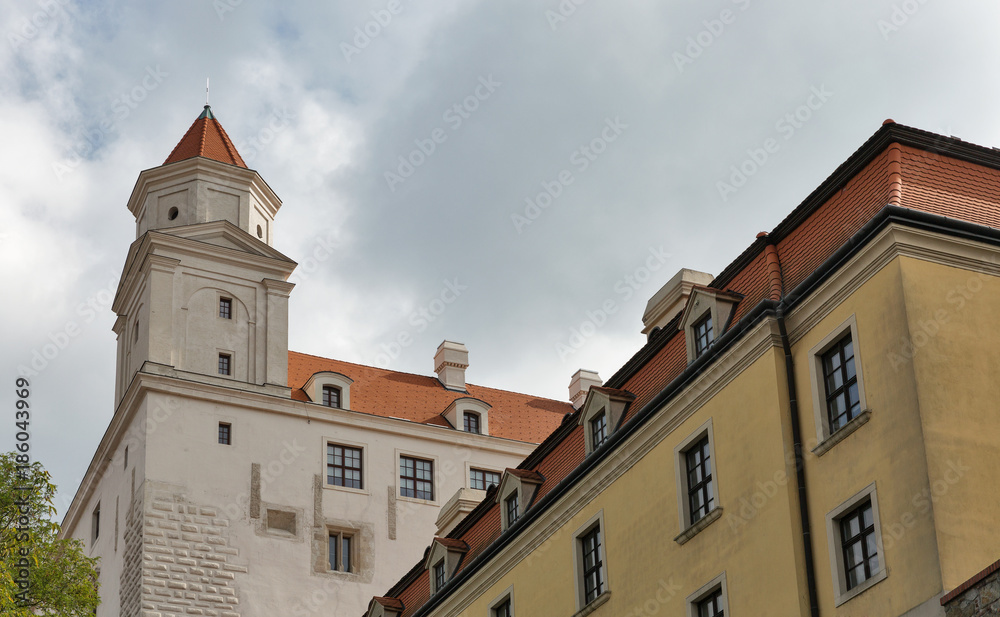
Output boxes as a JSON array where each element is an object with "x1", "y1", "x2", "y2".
[{"x1": 1, "y1": 452, "x2": 99, "y2": 616}]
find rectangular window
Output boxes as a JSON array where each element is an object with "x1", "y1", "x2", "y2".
[
  {"x1": 218, "y1": 422, "x2": 231, "y2": 445},
  {"x1": 580, "y1": 526, "x2": 604, "y2": 604},
  {"x1": 463, "y1": 411, "x2": 480, "y2": 434},
  {"x1": 493, "y1": 598, "x2": 512, "y2": 617},
  {"x1": 433, "y1": 560, "x2": 446, "y2": 592},
  {"x1": 327, "y1": 444, "x2": 363, "y2": 489},
  {"x1": 219, "y1": 297, "x2": 232, "y2": 319},
  {"x1": 328, "y1": 530, "x2": 353, "y2": 573},
  {"x1": 686, "y1": 436, "x2": 714, "y2": 524},
  {"x1": 505, "y1": 493, "x2": 520, "y2": 526},
  {"x1": 693, "y1": 313, "x2": 713, "y2": 357},
  {"x1": 470, "y1": 468, "x2": 501, "y2": 491},
  {"x1": 400, "y1": 455, "x2": 434, "y2": 500},
  {"x1": 92, "y1": 502, "x2": 101, "y2": 542},
  {"x1": 822, "y1": 335, "x2": 861, "y2": 433},
  {"x1": 322, "y1": 385, "x2": 341, "y2": 408},
  {"x1": 697, "y1": 589, "x2": 724, "y2": 617},
  {"x1": 590, "y1": 411, "x2": 608, "y2": 449},
  {"x1": 840, "y1": 500, "x2": 879, "y2": 590},
  {"x1": 218, "y1": 353, "x2": 231, "y2": 376},
  {"x1": 124, "y1": 445, "x2": 128, "y2": 469}
]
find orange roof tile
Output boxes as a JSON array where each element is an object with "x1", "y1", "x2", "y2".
[
  {"x1": 287, "y1": 351, "x2": 571, "y2": 444},
  {"x1": 164, "y1": 105, "x2": 247, "y2": 168}
]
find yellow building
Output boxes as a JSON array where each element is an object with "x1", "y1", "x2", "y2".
[{"x1": 364, "y1": 121, "x2": 1000, "y2": 617}]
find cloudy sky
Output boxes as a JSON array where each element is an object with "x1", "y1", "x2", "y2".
[{"x1": 2, "y1": 0, "x2": 999, "y2": 514}]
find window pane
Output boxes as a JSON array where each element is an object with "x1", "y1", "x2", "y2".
[{"x1": 342, "y1": 536, "x2": 351, "y2": 572}]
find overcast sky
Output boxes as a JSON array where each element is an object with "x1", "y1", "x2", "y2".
[{"x1": 3, "y1": 0, "x2": 1000, "y2": 514}]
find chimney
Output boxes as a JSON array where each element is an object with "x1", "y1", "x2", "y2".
[
  {"x1": 641, "y1": 268, "x2": 714, "y2": 338},
  {"x1": 569, "y1": 369, "x2": 602, "y2": 409},
  {"x1": 435, "y1": 341, "x2": 469, "y2": 391}
]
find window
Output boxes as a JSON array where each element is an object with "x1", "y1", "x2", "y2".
[
  {"x1": 840, "y1": 500, "x2": 879, "y2": 590},
  {"x1": 493, "y1": 598, "x2": 512, "y2": 617},
  {"x1": 822, "y1": 334, "x2": 861, "y2": 433},
  {"x1": 826, "y1": 483, "x2": 886, "y2": 605},
  {"x1": 400, "y1": 456, "x2": 434, "y2": 500},
  {"x1": 322, "y1": 385, "x2": 342, "y2": 408},
  {"x1": 463, "y1": 411, "x2": 480, "y2": 434},
  {"x1": 327, "y1": 444, "x2": 362, "y2": 489},
  {"x1": 590, "y1": 411, "x2": 608, "y2": 449},
  {"x1": 470, "y1": 468, "x2": 500, "y2": 491},
  {"x1": 505, "y1": 493, "x2": 520, "y2": 526},
  {"x1": 686, "y1": 436, "x2": 714, "y2": 524},
  {"x1": 218, "y1": 422, "x2": 231, "y2": 445},
  {"x1": 133, "y1": 320, "x2": 139, "y2": 343},
  {"x1": 697, "y1": 589, "x2": 724, "y2": 617},
  {"x1": 579, "y1": 526, "x2": 604, "y2": 604},
  {"x1": 92, "y1": 502, "x2": 101, "y2": 542},
  {"x1": 124, "y1": 445, "x2": 128, "y2": 469},
  {"x1": 218, "y1": 353, "x2": 231, "y2": 376},
  {"x1": 693, "y1": 313, "x2": 713, "y2": 357},
  {"x1": 433, "y1": 560, "x2": 446, "y2": 592},
  {"x1": 219, "y1": 297, "x2": 232, "y2": 319},
  {"x1": 328, "y1": 530, "x2": 353, "y2": 573}
]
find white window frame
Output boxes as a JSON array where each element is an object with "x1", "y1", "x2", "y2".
[
  {"x1": 825, "y1": 482, "x2": 887, "y2": 606},
  {"x1": 674, "y1": 418, "x2": 722, "y2": 544},
  {"x1": 809, "y1": 315, "x2": 870, "y2": 454},
  {"x1": 686, "y1": 571, "x2": 728, "y2": 617},
  {"x1": 572, "y1": 510, "x2": 610, "y2": 613},
  {"x1": 304, "y1": 371, "x2": 354, "y2": 410},
  {"x1": 487, "y1": 585, "x2": 515, "y2": 617},
  {"x1": 322, "y1": 436, "x2": 369, "y2": 495}
]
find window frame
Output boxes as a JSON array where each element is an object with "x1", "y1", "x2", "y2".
[
  {"x1": 218, "y1": 353, "x2": 232, "y2": 376},
  {"x1": 590, "y1": 410, "x2": 608, "y2": 450},
  {"x1": 328, "y1": 528, "x2": 355, "y2": 574},
  {"x1": 322, "y1": 385, "x2": 342, "y2": 408},
  {"x1": 91, "y1": 502, "x2": 101, "y2": 544},
  {"x1": 470, "y1": 467, "x2": 501, "y2": 491},
  {"x1": 825, "y1": 482, "x2": 887, "y2": 606},
  {"x1": 674, "y1": 419, "x2": 722, "y2": 543},
  {"x1": 685, "y1": 572, "x2": 729, "y2": 617},
  {"x1": 487, "y1": 586, "x2": 515, "y2": 617},
  {"x1": 219, "y1": 297, "x2": 232, "y2": 320},
  {"x1": 505, "y1": 492, "x2": 520, "y2": 526},
  {"x1": 572, "y1": 510, "x2": 609, "y2": 612},
  {"x1": 433, "y1": 559, "x2": 446, "y2": 593},
  {"x1": 218, "y1": 422, "x2": 231, "y2": 445},
  {"x1": 809, "y1": 315, "x2": 870, "y2": 451},
  {"x1": 463, "y1": 411, "x2": 481, "y2": 434},
  {"x1": 692, "y1": 312, "x2": 714, "y2": 357},
  {"x1": 398, "y1": 453, "x2": 436, "y2": 502},
  {"x1": 326, "y1": 442, "x2": 363, "y2": 490},
  {"x1": 686, "y1": 436, "x2": 714, "y2": 525}
]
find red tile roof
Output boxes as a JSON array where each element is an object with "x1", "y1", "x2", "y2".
[
  {"x1": 287, "y1": 351, "x2": 571, "y2": 444},
  {"x1": 371, "y1": 597, "x2": 405, "y2": 611},
  {"x1": 503, "y1": 468, "x2": 544, "y2": 484},
  {"x1": 164, "y1": 105, "x2": 247, "y2": 168},
  {"x1": 377, "y1": 123, "x2": 1000, "y2": 617},
  {"x1": 431, "y1": 537, "x2": 469, "y2": 552}
]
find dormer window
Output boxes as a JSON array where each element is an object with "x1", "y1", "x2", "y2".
[
  {"x1": 579, "y1": 387, "x2": 635, "y2": 454},
  {"x1": 322, "y1": 385, "x2": 342, "y2": 408},
  {"x1": 433, "y1": 560, "x2": 446, "y2": 591},
  {"x1": 497, "y1": 469, "x2": 544, "y2": 531},
  {"x1": 678, "y1": 286, "x2": 742, "y2": 365},
  {"x1": 366, "y1": 597, "x2": 404, "y2": 617},
  {"x1": 692, "y1": 313, "x2": 713, "y2": 357},
  {"x1": 463, "y1": 411, "x2": 481, "y2": 434},
  {"x1": 424, "y1": 538, "x2": 469, "y2": 594}
]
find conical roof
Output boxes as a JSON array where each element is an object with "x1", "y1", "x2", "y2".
[{"x1": 163, "y1": 105, "x2": 247, "y2": 168}]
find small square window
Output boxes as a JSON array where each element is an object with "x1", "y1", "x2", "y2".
[
  {"x1": 218, "y1": 354, "x2": 231, "y2": 376},
  {"x1": 822, "y1": 334, "x2": 861, "y2": 433},
  {"x1": 400, "y1": 455, "x2": 434, "y2": 500},
  {"x1": 693, "y1": 313, "x2": 713, "y2": 357},
  {"x1": 219, "y1": 297, "x2": 232, "y2": 319},
  {"x1": 218, "y1": 422, "x2": 231, "y2": 445},
  {"x1": 470, "y1": 468, "x2": 500, "y2": 491},
  {"x1": 505, "y1": 493, "x2": 520, "y2": 526},
  {"x1": 590, "y1": 411, "x2": 608, "y2": 449},
  {"x1": 322, "y1": 385, "x2": 341, "y2": 408},
  {"x1": 327, "y1": 443, "x2": 363, "y2": 489},
  {"x1": 328, "y1": 530, "x2": 354, "y2": 573},
  {"x1": 463, "y1": 411, "x2": 481, "y2": 434}
]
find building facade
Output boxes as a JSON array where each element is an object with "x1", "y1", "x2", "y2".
[
  {"x1": 58, "y1": 106, "x2": 575, "y2": 617},
  {"x1": 369, "y1": 122, "x2": 1000, "y2": 617}
]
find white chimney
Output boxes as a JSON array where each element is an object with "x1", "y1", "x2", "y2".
[
  {"x1": 435, "y1": 340, "x2": 469, "y2": 391},
  {"x1": 641, "y1": 268, "x2": 714, "y2": 338},
  {"x1": 569, "y1": 369, "x2": 602, "y2": 409}
]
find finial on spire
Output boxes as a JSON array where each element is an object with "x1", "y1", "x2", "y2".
[{"x1": 206, "y1": 77, "x2": 210, "y2": 106}]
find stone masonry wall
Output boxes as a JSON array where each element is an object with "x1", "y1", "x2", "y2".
[
  {"x1": 141, "y1": 494, "x2": 248, "y2": 617},
  {"x1": 120, "y1": 487, "x2": 144, "y2": 617},
  {"x1": 944, "y1": 563, "x2": 1000, "y2": 617}
]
